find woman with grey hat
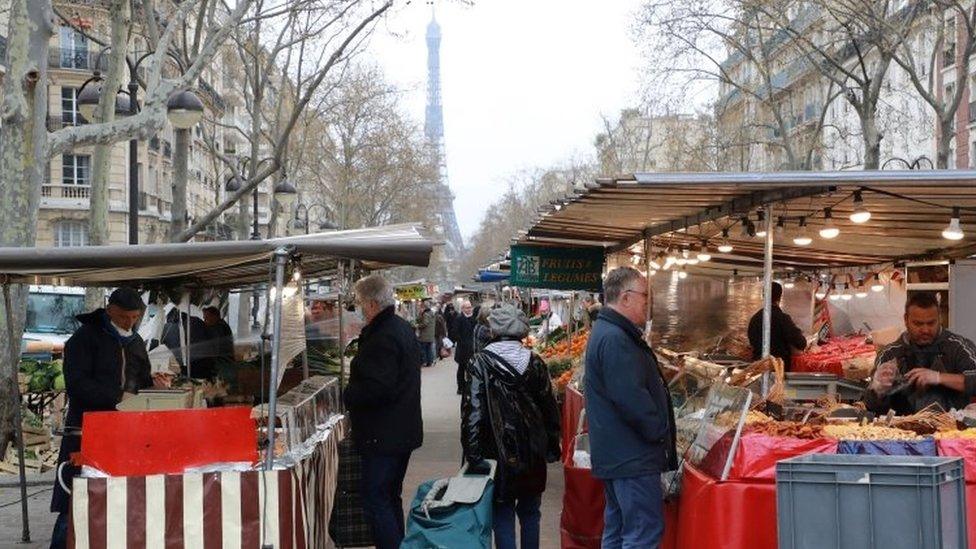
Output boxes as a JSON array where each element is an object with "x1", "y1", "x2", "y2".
[{"x1": 462, "y1": 304, "x2": 561, "y2": 549}]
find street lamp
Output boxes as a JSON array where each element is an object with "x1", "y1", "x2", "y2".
[
  {"x1": 294, "y1": 203, "x2": 338, "y2": 234},
  {"x1": 224, "y1": 157, "x2": 292, "y2": 239},
  {"x1": 77, "y1": 49, "x2": 204, "y2": 245}
]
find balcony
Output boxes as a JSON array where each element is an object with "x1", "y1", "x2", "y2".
[
  {"x1": 198, "y1": 79, "x2": 227, "y2": 112},
  {"x1": 969, "y1": 101, "x2": 976, "y2": 123},
  {"x1": 42, "y1": 183, "x2": 91, "y2": 199},
  {"x1": 49, "y1": 48, "x2": 96, "y2": 71}
]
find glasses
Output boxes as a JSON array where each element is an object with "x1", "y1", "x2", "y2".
[{"x1": 623, "y1": 289, "x2": 648, "y2": 298}]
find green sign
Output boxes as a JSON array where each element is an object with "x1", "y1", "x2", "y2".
[{"x1": 509, "y1": 245, "x2": 604, "y2": 291}]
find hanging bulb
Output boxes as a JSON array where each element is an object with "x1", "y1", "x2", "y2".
[
  {"x1": 855, "y1": 282, "x2": 868, "y2": 298},
  {"x1": 815, "y1": 285, "x2": 828, "y2": 300},
  {"x1": 820, "y1": 208, "x2": 840, "y2": 239},
  {"x1": 943, "y1": 207, "x2": 964, "y2": 240},
  {"x1": 850, "y1": 190, "x2": 871, "y2": 224},
  {"x1": 678, "y1": 267, "x2": 688, "y2": 280},
  {"x1": 631, "y1": 254, "x2": 642, "y2": 265},
  {"x1": 676, "y1": 248, "x2": 688, "y2": 266},
  {"x1": 775, "y1": 217, "x2": 785, "y2": 237},
  {"x1": 783, "y1": 277, "x2": 795, "y2": 289},
  {"x1": 741, "y1": 217, "x2": 756, "y2": 238},
  {"x1": 663, "y1": 249, "x2": 676, "y2": 270},
  {"x1": 686, "y1": 247, "x2": 700, "y2": 265},
  {"x1": 793, "y1": 218, "x2": 813, "y2": 246},
  {"x1": 697, "y1": 244, "x2": 712, "y2": 262},
  {"x1": 871, "y1": 275, "x2": 885, "y2": 292},
  {"x1": 717, "y1": 228, "x2": 734, "y2": 253},
  {"x1": 828, "y1": 284, "x2": 841, "y2": 301},
  {"x1": 649, "y1": 270, "x2": 657, "y2": 277},
  {"x1": 649, "y1": 252, "x2": 663, "y2": 271},
  {"x1": 755, "y1": 210, "x2": 767, "y2": 238},
  {"x1": 841, "y1": 283, "x2": 853, "y2": 300}
]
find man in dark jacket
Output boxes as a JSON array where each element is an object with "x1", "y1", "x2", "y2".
[
  {"x1": 452, "y1": 299, "x2": 478, "y2": 394},
  {"x1": 864, "y1": 291, "x2": 976, "y2": 414},
  {"x1": 584, "y1": 267, "x2": 677, "y2": 548},
  {"x1": 203, "y1": 306, "x2": 235, "y2": 365},
  {"x1": 463, "y1": 304, "x2": 560, "y2": 549},
  {"x1": 747, "y1": 281, "x2": 807, "y2": 367},
  {"x1": 344, "y1": 274, "x2": 423, "y2": 549},
  {"x1": 50, "y1": 287, "x2": 153, "y2": 549},
  {"x1": 160, "y1": 308, "x2": 215, "y2": 379}
]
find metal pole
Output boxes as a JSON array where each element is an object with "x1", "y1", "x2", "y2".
[
  {"x1": 337, "y1": 261, "x2": 347, "y2": 395},
  {"x1": 3, "y1": 283, "x2": 30, "y2": 542},
  {"x1": 265, "y1": 248, "x2": 289, "y2": 470},
  {"x1": 251, "y1": 185, "x2": 261, "y2": 240},
  {"x1": 644, "y1": 235, "x2": 654, "y2": 337},
  {"x1": 127, "y1": 79, "x2": 140, "y2": 245},
  {"x1": 761, "y1": 204, "x2": 775, "y2": 396},
  {"x1": 185, "y1": 298, "x2": 192, "y2": 379}
]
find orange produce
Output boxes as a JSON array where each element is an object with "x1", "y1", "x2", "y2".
[{"x1": 540, "y1": 330, "x2": 589, "y2": 360}]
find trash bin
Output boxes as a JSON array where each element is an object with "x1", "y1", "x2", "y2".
[{"x1": 776, "y1": 454, "x2": 967, "y2": 549}]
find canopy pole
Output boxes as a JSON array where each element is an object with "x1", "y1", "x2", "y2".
[
  {"x1": 644, "y1": 235, "x2": 654, "y2": 338},
  {"x1": 3, "y1": 282, "x2": 30, "y2": 542},
  {"x1": 265, "y1": 248, "x2": 289, "y2": 471},
  {"x1": 185, "y1": 296, "x2": 192, "y2": 380},
  {"x1": 338, "y1": 260, "x2": 347, "y2": 396},
  {"x1": 761, "y1": 204, "x2": 775, "y2": 396}
]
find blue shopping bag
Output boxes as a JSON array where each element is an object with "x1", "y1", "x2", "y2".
[{"x1": 401, "y1": 460, "x2": 496, "y2": 549}]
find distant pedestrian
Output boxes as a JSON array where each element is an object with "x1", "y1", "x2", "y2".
[
  {"x1": 434, "y1": 303, "x2": 448, "y2": 359},
  {"x1": 584, "y1": 267, "x2": 676, "y2": 548},
  {"x1": 416, "y1": 299, "x2": 436, "y2": 367},
  {"x1": 444, "y1": 302, "x2": 458, "y2": 343},
  {"x1": 451, "y1": 300, "x2": 478, "y2": 394},
  {"x1": 344, "y1": 274, "x2": 423, "y2": 549},
  {"x1": 462, "y1": 304, "x2": 560, "y2": 549},
  {"x1": 473, "y1": 305, "x2": 492, "y2": 353}
]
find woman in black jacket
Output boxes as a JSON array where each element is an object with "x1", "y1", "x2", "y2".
[{"x1": 462, "y1": 304, "x2": 560, "y2": 549}]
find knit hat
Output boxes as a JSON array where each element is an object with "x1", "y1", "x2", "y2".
[
  {"x1": 488, "y1": 304, "x2": 530, "y2": 338},
  {"x1": 108, "y1": 287, "x2": 145, "y2": 311}
]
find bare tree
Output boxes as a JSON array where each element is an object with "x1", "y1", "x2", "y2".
[{"x1": 637, "y1": 0, "x2": 839, "y2": 170}]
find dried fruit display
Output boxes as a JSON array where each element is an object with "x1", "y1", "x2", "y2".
[
  {"x1": 747, "y1": 421, "x2": 825, "y2": 440},
  {"x1": 823, "y1": 424, "x2": 920, "y2": 441}
]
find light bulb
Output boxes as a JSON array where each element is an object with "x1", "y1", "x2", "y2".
[
  {"x1": 815, "y1": 289, "x2": 828, "y2": 300},
  {"x1": 841, "y1": 292, "x2": 853, "y2": 301},
  {"x1": 650, "y1": 270, "x2": 657, "y2": 277},
  {"x1": 855, "y1": 286, "x2": 868, "y2": 298},
  {"x1": 871, "y1": 278, "x2": 885, "y2": 292},
  {"x1": 686, "y1": 257, "x2": 700, "y2": 265},
  {"x1": 850, "y1": 191, "x2": 871, "y2": 224},
  {"x1": 718, "y1": 242, "x2": 733, "y2": 253},
  {"x1": 783, "y1": 279, "x2": 795, "y2": 289},
  {"x1": 943, "y1": 208, "x2": 964, "y2": 240},
  {"x1": 675, "y1": 256, "x2": 687, "y2": 266},
  {"x1": 819, "y1": 208, "x2": 840, "y2": 239},
  {"x1": 631, "y1": 254, "x2": 642, "y2": 265},
  {"x1": 756, "y1": 228, "x2": 767, "y2": 238},
  {"x1": 829, "y1": 292, "x2": 841, "y2": 301},
  {"x1": 649, "y1": 255, "x2": 662, "y2": 270},
  {"x1": 775, "y1": 217, "x2": 785, "y2": 237},
  {"x1": 793, "y1": 218, "x2": 812, "y2": 246},
  {"x1": 678, "y1": 269, "x2": 688, "y2": 280},
  {"x1": 697, "y1": 245, "x2": 712, "y2": 262}
]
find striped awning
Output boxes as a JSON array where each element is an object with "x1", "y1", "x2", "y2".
[{"x1": 519, "y1": 170, "x2": 976, "y2": 273}]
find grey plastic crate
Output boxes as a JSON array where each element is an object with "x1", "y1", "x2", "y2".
[{"x1": 776, "y1": 454, "x2": 968, "y2": 549}]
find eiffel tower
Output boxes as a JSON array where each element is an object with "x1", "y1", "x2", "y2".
[{"x1": 424, "y1": 8, "x2": 465, "y2": 285}]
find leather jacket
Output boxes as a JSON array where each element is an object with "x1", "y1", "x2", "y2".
[{"x1": 462, "y1": 342, "x2": 561, "y2": 501}]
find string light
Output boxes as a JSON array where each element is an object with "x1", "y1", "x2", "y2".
[
  {"x1": 943, "y1": 207, "x2": 964, "y2": 240},
  {"x1": 697, "y1": 244, "x2": 712, "y2": 262},
  {"x1": 793, "y1": 218, "x2": 813, "y2": 246},
  {"x1": 717, "y1": 228, "x2": 734, "y2": 253},
  {"x1": 820, "y1": 207, "x2": 840, "y2": 239},
  {"x1": 850, "y1": 190, "x2": 871, "y2": 224}
]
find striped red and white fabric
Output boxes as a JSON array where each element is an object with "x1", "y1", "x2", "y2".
[{"x1": 68, "y1": 420, "x2": 345, "y2": 549}]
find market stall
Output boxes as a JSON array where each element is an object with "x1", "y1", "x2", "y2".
[
  {"x1": 0, "y1": 224, "x2": 434, "y2": 547},
  {"x1": 515, "y1": 170, "x2": 976, "y2": 547}
]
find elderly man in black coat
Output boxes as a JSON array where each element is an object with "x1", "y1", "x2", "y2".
[
  {"x1": 344, "y1": 274, "x2": 423, "y2": 549},
  {"x1": 50, "y1": 287, "x2": 154, "y2": 549},
  {"x1": 451, "y1": 299, "x2": 479, "y2": 394}
]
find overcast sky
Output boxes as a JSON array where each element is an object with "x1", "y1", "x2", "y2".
[{"x1": 369, "y1": 0, "x2": 645, "y2": 241}]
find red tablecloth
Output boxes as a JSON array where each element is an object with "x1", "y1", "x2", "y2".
[{"x1": 562, "y1": 385, "x2": 585, "y2": 460}]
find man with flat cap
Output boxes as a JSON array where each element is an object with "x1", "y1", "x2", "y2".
[{"x1": 49, "y1": 287, "x2": 154, "y2": 548}]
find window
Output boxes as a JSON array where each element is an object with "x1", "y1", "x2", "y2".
[
  {"x1": 62, "y1": 154, "x2": 91, "y2": 186},
  {"x1": 60, "y1": 87, "x2": 85, "y2": 127},
  {"x1": 53, "y1": 220, "x2": 89, "y2": 247},
  {"x1": 59, "y1": 27, "x2": 89, "y2": 69}
]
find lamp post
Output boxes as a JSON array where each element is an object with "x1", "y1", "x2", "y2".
[
  {"x1": 77, "y1": 50, "x2": 204, "y2": 245},
  {"x1": 294, "y1": 203, "x2": 338, "y2": 234},
  {"x1": 224, "y1": 158, "x2": 294, "y2": 240}
]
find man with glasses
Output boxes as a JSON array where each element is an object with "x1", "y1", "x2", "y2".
[{"x1": 584, "y1": 267, "x2": 677, "y2": 548}]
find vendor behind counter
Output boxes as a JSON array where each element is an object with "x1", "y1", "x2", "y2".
[
  {"x1": 747, "y1": 282, "x2": 808, "y2": 366},
  {"x1": 864, "y1": 291, "x2": 976, "y2": 414}
]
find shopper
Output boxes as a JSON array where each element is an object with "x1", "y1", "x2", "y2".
[
  {"x1": 202, "y1": 306, "x2": 235, "y2": 365},
  {"x1": 462, "y1": 304, "x2": 560, "y2": 549},
  {"x1": 50, "y1": 287, "x2": 154, "y2": 549},
  {"x1": 584, "y1": 267, "x2": 677, "y2": 548},
  {"x1": 473, "y1": 304, "x2": 493, "y2": 353},
  {"x1": 434, "y1": 303, "x2": 448, "y2": 359},
  {"x1": 416, "y1": 298, "x2": 436, "y2": 367},
  {"x1": 864, "y1": 291, "x2": 976, "y2": 414},
  {"x1": 444, "y1": 302, "x2": 459, "y2": 343},
  {"x1": 451, "y1": 300, "x2": 478, "y2": 394},
  {"x1": 747, "y1": 281, "x2": 807, "y2": 366},
  {"x1": 344, "y1": 274, "x2": 423, "y2": 549}
]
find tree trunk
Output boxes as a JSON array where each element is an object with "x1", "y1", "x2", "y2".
[
  {"x1": 169, "y1": 128, "x2": 190, "y2": 241},
  {"x1": 86, "y1": 0, "x2": 130, "y2": 310},
  {"x1": 861, "y1": 109, "x2": 882, "y2": 170},
  {"x1": 0, "y1": 0, "x2": 54, "y2": 448},
  {"x1": 937, "y1": 116, "x2": 953, "y2": 169}
]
